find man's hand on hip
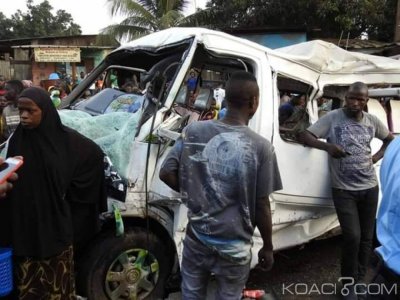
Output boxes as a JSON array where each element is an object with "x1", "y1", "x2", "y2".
[{"x1": 326, "y1": 144, "x2": 348, "y2": 159}]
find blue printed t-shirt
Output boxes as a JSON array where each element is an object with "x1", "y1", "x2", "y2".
[
  {"x1": 307, "y1": 108, "x2": 389, "y2": 191},
  {"x1": 187, "y1": 77, "x2": 197, "y2": 91},
  {"x1": 278, "y1": 102, "x2": 294, "y2": 125},
  {"x1": 376, "y1": 136, "x2": 400, "y2": 275},
  {"x1": 161, "y1": 120, "x2": 282, "y2": 263}
]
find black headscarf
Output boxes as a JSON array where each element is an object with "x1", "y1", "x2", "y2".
[
  {"x1": 0, "y1": 87, "x2": 72, "y2": 258},
  {"x1": 0, "y1": 87, "x2": 106, "y2": 258}
]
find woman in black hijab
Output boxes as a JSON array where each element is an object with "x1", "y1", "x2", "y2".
[{"x1": 0, "y1": 87, "x2": 106, "y2": 299}]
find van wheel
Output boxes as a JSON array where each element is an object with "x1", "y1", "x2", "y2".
[{"x1": 78, "y1": 227, "x2": 170, "y2": 300}]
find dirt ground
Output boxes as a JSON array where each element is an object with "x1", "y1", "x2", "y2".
[
  {"x1": 167, "y1": 235, "x2": 378, "y2": 299},
  {"x1": 246, "y1": 235, "x2": 377, "y2": 299}
]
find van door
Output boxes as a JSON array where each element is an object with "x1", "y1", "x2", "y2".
[{"x1": 266, "y1": 71, "x2": 339, "y2": 250}]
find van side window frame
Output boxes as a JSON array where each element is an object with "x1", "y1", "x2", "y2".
[{"x1": 276, "y1": 74, "x2": 315, "y2": 143}]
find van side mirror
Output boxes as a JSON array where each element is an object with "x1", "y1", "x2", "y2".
[{"x1": 193, "y1": 88, "x2": 212, "y2": 111}]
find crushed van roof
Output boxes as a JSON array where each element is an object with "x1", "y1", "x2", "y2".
[
  {"x1": 277, "y1": 40, "x2": 400, "y2": 75},
  {"x1": 116, "y1": 27, "x2": 269, "y2": 52},
  {"x1": 115, "y1": 28, "x2": 400, "y2": 86},
  {"x1": 274, "y1": 40, "x2": 400, "y2": 86}
]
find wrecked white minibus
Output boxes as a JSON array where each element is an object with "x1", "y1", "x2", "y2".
[{"x1": 60, "y1": 28, "x2": 400, "y2": 299}]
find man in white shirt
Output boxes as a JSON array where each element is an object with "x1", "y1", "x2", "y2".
[{"x1": 213, "y1": 83, "x2": 225, "y2": 108}]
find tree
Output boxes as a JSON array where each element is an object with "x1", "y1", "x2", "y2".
[
  {"x1": 1, "y1": 0, "x2": 81, "y2": 39},
  {"x1": 204, "y1": 0, "x2": 397, "y2": 42},
  {"x1": 0, "y1": 12, "x2": 14, "y2": 40},
  {"x1": 101, "y1": 0, "x2": 210, "y2": 41}
]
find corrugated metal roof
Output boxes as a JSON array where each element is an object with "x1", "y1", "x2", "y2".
[
  {"x1": 323, "y1": 38, "x2": 393, "y2": 49},
  {"x1": 0, "y1": 34, "x2": 97, "y2": 43},
  {"x1": 11, "y1": 45, "x2": 115, "y2": 49}
]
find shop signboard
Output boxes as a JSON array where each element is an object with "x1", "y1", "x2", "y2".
[{"x1": 34, "y1": 47, "x2": 81, "y2": 62}]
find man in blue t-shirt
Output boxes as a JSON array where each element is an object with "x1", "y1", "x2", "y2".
[
  {"x1": 160, "y1": 71, "x2": 282, "y2": 300},
  {"x1": 299, "y1": 82, "x2": 394, "y2": 299},
  {"x1": 369, "y1": 136, "x2": 400, "y2": 299},
  {"x1": 186, "y1": 71, "x2": 197, "y2": 92}
]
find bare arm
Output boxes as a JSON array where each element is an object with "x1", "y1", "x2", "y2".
[
  {"x1": 372, "y1": 134, "x2": 394, "y2": 164},
  {"x1": 255, "y1": 195, "x2": 273, "y2": 271},
  {"x1": 159, "y1": 138, "x2": 183, "y2": 192},
  {"x1": 297, "y1": 130, "x2": 348, "y2": 159}
]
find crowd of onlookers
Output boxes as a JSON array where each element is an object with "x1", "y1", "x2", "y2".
[
  {"x1": 0, "y1": 76, "x2": 24, "y2": 144},
  {"x1": 0, "y1": 71, "x2": 108, "y2": 142}
]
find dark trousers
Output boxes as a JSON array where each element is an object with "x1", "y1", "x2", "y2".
[{"x1": 332, "y1": 186, "x2": 379, "y2": 283}]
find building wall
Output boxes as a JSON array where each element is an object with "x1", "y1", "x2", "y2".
[
  {"x1": 0, "y1": 60, "x2": 11, "y2": 79},
  {"x1": 235, "y1": 32, "x2": 307, "y2": 49},
  {"x1": 81, "y1": 49, "x2": 112, "y2": 70},
  {"x1": 13, "y1": 48, "x2": 31, "y2": 81},
  {"x1": 1, "y1": 35, "x2": 118, "y2": 82},
  {"x1": 95, "y1": 49, "x2": 112, "y2": 66},
  {"x1": 30, "y1": 36, "x2": 100, "y2": 47},
  {"x1": 31, "y1": 49, "x2": 110, "y2": 85},
  {"x1": 32, "y1": 61, "x2": 56, "y2": 86},
  {"x1": 0, "y1": 35, "x2": 118, "y2": 84}
]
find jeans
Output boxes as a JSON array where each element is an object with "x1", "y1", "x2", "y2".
[
  {"x1": 181, "y1": 234, "x2": 250, "y2": 300},
  {"x1": 332, "y1": 186, "x2": 379, "y2": 283}
]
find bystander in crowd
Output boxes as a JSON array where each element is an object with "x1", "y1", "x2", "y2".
[
  {"x1": 0, "y1": 76, "x2": 6, "y2": 96},
  {"x1": 0, "y1": 87, "x2": 106, "y2": 299},
  {"x1": 3, "y1": 80, "x2": 24, "y2": 139},
  {"x1": 299, "y1": 82, "x2": 394, "y2": 299},
  {"x1": 186, "y1": 71, "x2": 197, "y2": 93},
  {"x1": 160, "y1": 71, "x2": 282, "y2": 300},
  {"x1": 369, "y1": 136, "x2": 400, "y2": 299},
  {"x1": 0, "y1": 96, "x2": 8, "y2": 143}
]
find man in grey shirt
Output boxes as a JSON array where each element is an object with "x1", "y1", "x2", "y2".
[
  {"x1": 160, "y1": 71, "x2": 282, "y2": 300},
  {"x1": 299, "y1": 82, "x2": 393, "y2": 299}
]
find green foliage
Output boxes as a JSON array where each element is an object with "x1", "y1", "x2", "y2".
[
  {"x1": 0, "y1": 0, "x2": 81, "y2": 40},
  {"x1": 100, "y1": 0, "x2": 209, "y2": 41},
  {"x1": 204, "y1": 0, "x2": 397, "y2": 42},
  {"x1": 0, "y1": 13, "x2": 14, "y2": 40}
]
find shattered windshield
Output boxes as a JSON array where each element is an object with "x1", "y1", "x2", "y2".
[
  {"x1": 60, "y1": 110, "x2": 140, "y2": 178},
  {"x1": 59, "y1": 42, "x2": 191, "y2": 177}
]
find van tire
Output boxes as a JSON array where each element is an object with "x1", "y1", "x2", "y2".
[{"x1": 76, "y1": 227, "x2": 170, "y2": 300}]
